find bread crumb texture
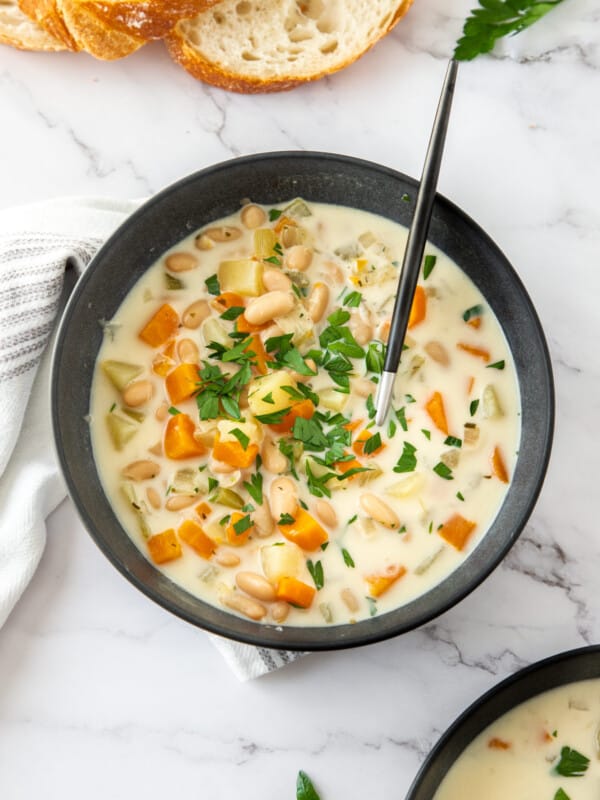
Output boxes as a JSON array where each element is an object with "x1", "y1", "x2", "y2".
[{"x1": 167, "y1": 0, "x2": 415, "y2": 92}]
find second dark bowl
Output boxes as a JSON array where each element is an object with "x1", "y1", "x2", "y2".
[{"x1": 51, "y1": 151, "x2": 554, "y2": 650}]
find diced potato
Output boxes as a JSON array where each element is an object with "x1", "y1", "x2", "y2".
[
  {"x1": 441, "y1": 449, "x2": 460, "y2": 469},
  {"x1": 385, "y1": 473, "x2": 426, "y2": 499},
  {"x1": 253, "y1": 228, "x2": 278, "y2": 259},
  {"x1": 356, "y1": 465, "x2": 383, "y2": 486},
  {"x1": 283, "y1": 198, "x2": 312, "y2": 218},
  {"x1": 217, "y1": 419, "x2": 261, "y2": 447},
  {"x1": 106, "y1": 413, "x2": 138, "y2": 450},
  {"x1": 101, "y1": 360, "x2": 143, "y2": 391},
  {"x1": 248, "y1": 371, "x2": 298, "y2": 416},
  {"x1": 121, "y1": 408, "x2": 145, "y2": 423},
  {"x1": 218, "y1": 259, "x2": 264, "y2": 296},
  {"x1": 358, "y1": 231, "x2": 377, "y2": 249},
  {"x1": 482, "y1": 384, "x2": 503, "y2": 419},
  {"x1": 319, "y1": 387, "x2": 348, "y2": 412},
  {"x1": 261, "y1": 542, "x2": 304, "y2": 583},
  {"x1": 463, "y1": 423, "x2": 480, "y2": 446}
]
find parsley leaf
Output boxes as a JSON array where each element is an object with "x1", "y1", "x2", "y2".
[
  {"x1": 444, "y1": 435, "x2": 462, "y2": 448},
  {"x1": 393, "y1": 441, "x2": 417, "y2": 473},
  {"x1": 554, "y1": 746, "x2": 590, "y2": 778},
  {"x1": 396, "y1": 406, "x2": 408, "y2": 432},
  {"x1": 243, "y1": 457, "x2": 263, "y2": 505},
  {"x1": 268, "y1": 208, "x2": 282, "y2": 221},
  {"x1": 205, "y1": 274, "x2": 220, "y2": 295},
  {"x1": 423, "y1": 254, "x2": 437, "y2": 279},
  {"x1": 297, "y1": 771, "x2": 321, "y2": 800},
  {"x1": 255, "y1": 407, "x2": 292, "y2": 424},
  {"x1": 305, "y1": 461, "x2": 335, "y2": 498},
  {"x1": 278, "y1": 439, "x2": 299, "y2": 479},
  {"x1": 463, "y1": 304, "x2": 484, "y2": 322},
  {"x1": 487, "y1": 360, "x2": 505, "y2": 370},
  {"x1": 366, "y1": 596, "x2": 377, "y2": 617},
  {"x1": 470, "y1": 399, "x2": 480, "y2": 416},
  {"x1": 233, "y1": 514, "x2": 253, "y2": 536},
  {"x1": 306, "y1": 559, "x2": 324, "y2": 590},
  {"x1": 292, "y1": 417, "x2": 329, "y2": 450},
  {"x1": 365, "y1": 341, "x2": 385, "y2": 374},
  {"x1": 168, "y1": 406, "x2": 180, "y2": 415},
  {"x1": 343, "y1": 291, "x2": 362, "y2": 308},
  {"x1": 434, "y1": 462, "x2": 454, "y2": 480},
  {"x1": 220, "y1": 305, "x2": 245, "y2": 321},
  {"x1": 554, "y1": 790, "x2": 570, "y2": 800},
  {"x1": 363, "y1": 432, "x2": 382, "y2": 455},
  {"x1": 341, "y1": 547, "x2": 355, "y2": 568},
  {"x1": 230, "y1": 428, "x2": 250, "y2": 449},
  {"x1": 454, "y1": 0, "x2": 566, "y2": 62},
  {"x1": 278, "y1": 513, "x2": 296, "y2": 525}
]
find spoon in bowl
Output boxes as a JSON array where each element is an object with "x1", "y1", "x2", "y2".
[{"x1": 375, "y1": 59, "x2": 459, "y2": 426}]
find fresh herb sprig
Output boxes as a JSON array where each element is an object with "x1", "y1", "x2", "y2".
[
  {"x1": 554, "y1": 746, "x2": 590, "y2": 778},
  {"x1": 454, "y1": 0, "x2": 566, "y2": 62},
  {"x1": 297, "y1": 771, "x2": 321, "y2": 800}
]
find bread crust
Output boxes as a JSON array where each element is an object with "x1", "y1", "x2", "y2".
[
  {"x1": 1, "y1": 0, "x2": 66, "y2": 50},
  {"x1": 19, "y1": 0, "x2": 79, "y2": 48},
  {"x1": 80, "y1": 0, "x2": 221, "y2": 40},
  {"x1": 56, "y1": 0, "x2": 145, "y2": 58},
  {"x1": 165, "y1": 0, "x2": 415, "y2": 93}
]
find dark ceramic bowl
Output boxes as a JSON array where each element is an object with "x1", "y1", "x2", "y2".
[
  {"x1": 51, "y1": 151, "x2": 554, "y2": 651},
  {"x1": 406, "y1": 645, "x2": 600, "y2": 798}
]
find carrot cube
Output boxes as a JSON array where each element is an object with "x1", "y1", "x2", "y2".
[
  {"x1": 147, "y1": 529, "x2": 182, "y2": 564},
  {"x1": 438, "y1": 513, "x2": 476, "y2": 551},
  {"x1": 178, "y1": 519, "x2": 216, "y2": 559},
  {"x1": 276, "y1": 577, "x2": 316, "y2": 609},
  {"x1": 425, "y1": 391, "x2": 449, "y2": 435},
  {"x1": 166, "y1": 362, "x2": 200, "y2": 405},
  {"x1": 270, "y1": 399, "x2": 315, "y2": 434},
  {"x1": 212, "y1": 432, "x2": 259, "y2": 469},
  {"x1": 195, "y1": 502, "x2": 211, "y2": 521},
  {"x1": 139, "y1": 304, "x2": 179, "y2": 348},
  {"x1": 457, "y1": 342, "x2": 491, "y2": 362},
  {"x1": 226, "y1": 512, "x2": 255, "y2": 547},
  {"x1": 352, "y1": 430, "x2": 386, "y2": 458},
  {"x1": 408, "y1": 285, "x2": 427, "y2": 329},
  {"x1": 278, "y1": 508, "x2": 328, "y2": 551},
  {"x1": 492, "y1": 445, "x2": 510, "y2": 483},
  {"x1": 164, "y1": 413, "x2": 206, "y2": 460},
  {"x1": 366, "y1": 565, "x2": 406, "y2": 598}
]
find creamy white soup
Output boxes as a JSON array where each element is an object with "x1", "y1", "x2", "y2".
[
  {"x1": 89, "y1": 199, "x2": 520, "y2": 626},
  {"x1": 434, "y1": 678, "x2": 600, "y2": 800}
]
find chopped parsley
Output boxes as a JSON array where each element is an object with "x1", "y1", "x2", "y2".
[
  {"x1": 421, "y1": 428, "x2": 431, "y2": 440},
  {"x1": 243, "y1": 458, "x2": 263, "y2": 506},
  {"x1": 554, "y1": 747, "x2": 590, "y2": 778},
  {"x1": 268, "y1": 208, "x2": 282, "y2": 221},
  {"x1": 306, "y1": 559, "x2": 324, "y2": 590},
  {"x1": 470, "y1": 399, "x2": 480, "y2": 416},
  {"x1": 396, "y1": 406, "x2": 408, "y2": 432},
  {"x1": 388, "y1": 419, "x2": 397, "y2": 439},
  {"x1": 433, "y1": 462, "x2": 454, "y2": 480},
  {"x1": 366, "y1": 596, "x2": 378, "y2": 617},
  {"x1": 365, "y1": 341, "x2": 385, "y2": 374},
  {"x1": 278, "y1": 513, "x2": 296, "y2": 525},
  {"x1": 168, "y1": 406, "x2": 181, "y2": 415},
  {"x1": 230, "y1": 428, "x2": 250, "y2": 449},
  {"x1": 261, "y1": 391, "x2": 275, "y2": 404},
  {"x1": 463, "y1": 304, "x2": 484, "y2": 322},
  {"x1": 342, "y1": 291, "x2": 362, "y2": 308},
  {"x1": 205, "y1": 274, "x2": 220, "y2": 295},
  {"x1": 254, "y1": 407, "x2": 292, "y2": 424},
  {"x1": 554, "y1": 790, "x2": 570, "y2": 800},
  {"x1": 341, "y1": 547, "x2": 355, "y2": 568},
  {"x1": 444, "y1": 435, "x2": 462, "y2": 448},
  {"x1": 363, "y1": 432, "x2": 382, "y2": 455},
  {"x1": 456, "y1": 491, "x2": 465, "y2": 501},
  {"x1": 220, "y1": 305, "x2": 245, "y2": 321},
  {"x1": 487, "y1": 360, "x2": 505, "y2": 370},
  {"x1": 393, "y1": 441, "x2": 417, "y2": 473},
  {"x1": 423, "y1": 254, "x2": 437, "y2": 279},
  {"x1": 233, "y1": 514, "x2": 253, "y2": 536}
]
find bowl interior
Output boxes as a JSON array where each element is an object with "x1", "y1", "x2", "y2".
[
  {"x1": 406, "y1": 645, "x2": 600, "y2": 799},
  {"x1": 51, "y1": 151, "x2": 554, "y2": 650}
]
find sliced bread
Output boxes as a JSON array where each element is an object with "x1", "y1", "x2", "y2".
[
  {"x1": 54, "y1": 0, "x2": 146, "y2": 58},
  {"x1": 0, "y1": 0, "x2": 66, "y2": 50},
  {"x1": 74, "y1": 0, "x2": 221, "y2": 41},
  {"x1": 166, "y1": 0, "x2": 415, "y2": 93},
  {"x1": 19, "y1": 0, "x2": 78, "y2": 48}
]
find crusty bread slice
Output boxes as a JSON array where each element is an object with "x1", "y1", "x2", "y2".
[
  {"x1": 74, "y1": 0, "x2": 221, "y2": 41},
  {"x1": 0, "y1": 0, "x2": 66, "y2": 50},
  {"x1": 166, "y1": 0, "x2": 415, "y2": 93},
  {"x1": 19, "y1": 0, "x2": 78, "y2": 48},
  {"x1": 54, "y1": 0, "x2": 146, "y2": 58}
]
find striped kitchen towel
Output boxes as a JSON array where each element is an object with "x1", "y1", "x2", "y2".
[{"x1": 0, "y1": 196, "x2": 305, "y2": 681}]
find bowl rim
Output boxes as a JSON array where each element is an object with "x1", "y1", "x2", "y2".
[
  {"x1": 51, "y1": 150, "x2": 555, "y2": 651},
  {"x1": 405, "y1": 644, "x2": 600, "y2": 799}
]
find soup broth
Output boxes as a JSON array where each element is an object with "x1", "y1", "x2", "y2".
[{"x1": 89, "y1": 200, "x2": 520, "y2": 626}]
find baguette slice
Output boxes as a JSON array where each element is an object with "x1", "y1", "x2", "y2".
[
  {"x1": 0, "y1": 0, "x2": 66, "y2": 50},
  {"x1": 74, "y1": 0, "x2": 221, "y2": 40},
  {"x1": 55, "y1": 0, "x2": 145, "y2": 58},
  {"x1": 166, "y1": 0, "x2": 415, "y2": 93},
  {"x1": 19, "y1": 0, "x2": 78, "y2": 48}
]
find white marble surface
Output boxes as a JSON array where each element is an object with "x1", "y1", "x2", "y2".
[{"x1": 1, "y1": 0, "x2": 599, "y2": 796}]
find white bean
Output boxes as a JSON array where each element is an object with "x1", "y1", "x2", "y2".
[
  {"x1": 177, "y1": 338, "x2": 199, "y2": 363},
  {"x1": 241, "y1": 204, "x2": 267, "y2": 229},
  {"x1": 270, "y1": 601, "x2": 290, "y2": 623},
  {"x1": 270, "y1": 477, "x2": 298, "y2": 521},
  {"x1": 425, "y1": 340, "x2": 450, "y2": 366},
  {"x1": 236, "y1": 571, "x2": 277, "y2": 602},
  {"x1": 315, "y1": 499, "x2": 338, "y2": 529},
  {"x1": 215, "y1": 551, "x2": 240, "y2": 567},
  {"x1": 155, "y1": 401, "x2": 168, "y2": 421},
  {"x1": 122, "y1": 460, "x2": 160, "y2": 481},
  {"x1": 122, "y1": 380, "x2": 153, "y2": 407},
  {"x1": 253, "y1": 498, "x2": 275, "y2": 538},
  {"x1": 261, "y1": 437, "x2": 287, "y2": 474},
  {"x1": 146, "y1": 487, "x2": 161, "y2": 509},
  {"x1": 349, "y1": 313, "x2": 373, "y2": 346},
  {"x1": 341, "y1": 588, "x2": 359, "y2": 613},
  {"x1": 165, "y1": 494, "x2": 196, "y2": 511},
  {"x1": 165, "y1": 252, "x2": 198, "y2": 272},
  {"x1": 182, "y1": 300, "x2": 210, "y2": 329},
  {"x1": 359, "y1": 493, "x2": 401, "y2": 529},
  {"x1": 200, "y1": 225, "x2": 242, "y2": 243},
  {"x1": 285, "y1": 245, "x2": 313, "y2": 272},
  {"x1": 262, "y1": 268, "x2": 292, "y2": 292},
  {"x1": 307, "y1": 282, "x2": 329, "y2": 323},
  {"x1": 224, "y1": 592, "x2": 267, "y2": 621},
  {"x1": 353, "y1": 377, "x2": 375, "y2": 398},
  {"x1": 245, "y1": 291, "x2": 295, "y2": 326}
]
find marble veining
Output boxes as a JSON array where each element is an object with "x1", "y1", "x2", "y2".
[{"x1": 1, "y1": 0, "x2": 599, "y2": 797}]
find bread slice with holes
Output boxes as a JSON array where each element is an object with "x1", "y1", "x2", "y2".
[
  {"x1": 166, "y1": 0, "x2": 415, "y2": 93},
  {"x1": 0, "y1": 0, "x2": 66, "y2": 50}
]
